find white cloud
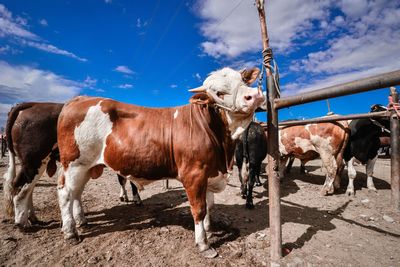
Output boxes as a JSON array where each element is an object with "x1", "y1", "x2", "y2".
[
  {"x1": 196, "y1": 0, "x2": 330, "y2": 58},
  {"x1": 286, "y1": 1, "x2": 400, "y2": 95},
  {"x1": 0, "y1": 61, "x2": 81, "y2": 127},
  {"x1": 170, "y1": 84, "x2": 178, "y2": 88},
  {"x1": 39, "y1": 18, "x2": 48, "y2": 26},
  {"x1": 105, "y1": 0, "x2": 112, "y2": 4},
  {"x1": 118, "y1": 83, "x2": 133, "y2": 89},
  {"x1": 114, "y1": 65, "x2": 134, "y2": 75},
  {"x1": 0, "y1": 4, "x2": 86, "y2": 61},
  {"x1": 83, "y1": 76, "x2": 97, "y2": 88},
  {"x1": 21, "y1": 40, "x2": 88, "y2": 62},
  {"x1": 0, "y1": 44, "x2": 20, "y2": 54}
]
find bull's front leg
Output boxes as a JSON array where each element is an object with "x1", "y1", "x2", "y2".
[{"x1": 184, "y1": 177, "x2": 218, "y2": 259}]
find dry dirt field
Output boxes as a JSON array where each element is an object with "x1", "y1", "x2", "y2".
[{"x1": 0, "y1": 154, "x2": 399, "y2": 267}]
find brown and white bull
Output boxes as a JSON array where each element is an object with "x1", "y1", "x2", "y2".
[
  {"x1": 278, "y1": 121, "x2": 350, "y2": 195},
  {"x1": 56, "y1": 67, "x2": 264, "y2": 257},
  {"x1": 3, "y1": 102, "x2": 63, "y2": 226}
]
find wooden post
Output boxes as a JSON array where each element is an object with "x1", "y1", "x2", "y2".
[
  {"x1": 255, "y1": 0, "x2": 282, "y2": 264},
  {"x1": 390, "y1": 87, "x2": 400, "y2": 210}
]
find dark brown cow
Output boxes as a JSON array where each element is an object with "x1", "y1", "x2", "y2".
[
  {"x1": 56, "y1": 67, "x2": 264, "y2": 258},
  {"x1": 278, "y1": 121, "x2": 350, "y2": 195},
  {"x1": 3, "y1": 102, "x2": 63, "y2": 226}
]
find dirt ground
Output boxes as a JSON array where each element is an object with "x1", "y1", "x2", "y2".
[{"x1": 0, "y1": 153, "x2": 399, "y2": 267}]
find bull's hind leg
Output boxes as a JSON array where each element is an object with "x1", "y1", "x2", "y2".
[
  {"x1": 245, "y1": 163, "x2": 257, "y2": 209},
  {"x1": 129, "y1": 182, "x2": 143, "y2": 206},
  {"x1": 346, "y1": 158, "x2": 357, "y2": 196},
  {"x1": 366, "y1": 156, "x2": 378, "y2": 192},
  {"x1": 117, "y1": 174, "x2": 129, "y2": 202},
  {"x1": 58, "y1": 165, "x2": 90, "y2": 243},
  {"x1": 14, "y1": 160, "x2": 49, "y2": 227},
  {"x1": 320, "y1": 153, "x2": 337, "y2": 195}
]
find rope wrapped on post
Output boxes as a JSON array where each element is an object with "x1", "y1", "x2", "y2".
[
  {"x1": 388, "y1": 95, "x2": 400, "y2": 118},
  {"x1": 262, "y1": 47, "x2": 281, "y2": 98}
]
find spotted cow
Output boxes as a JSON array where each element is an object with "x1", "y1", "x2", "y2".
[
  {"x1": 279, "y1": 121, "x2": 350, "y2": 195},
  {"x1": 56, "y1": 67, "x2": 264, "y2": 257},
  {"x1": 343, "y1": 104, "x2": 390, "y2": 195}
]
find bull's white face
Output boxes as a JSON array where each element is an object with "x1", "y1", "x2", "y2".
[{"x1": 202, "y1": 67, "x2": 265, "y2": 114}]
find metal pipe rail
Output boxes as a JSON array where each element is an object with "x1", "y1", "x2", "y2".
[
  {"x1": 275, "y1": 70, "x2": 400, "y2": 109},
  {"x1": 277, "y1": 111, "x2": 389, "y2": 127}
]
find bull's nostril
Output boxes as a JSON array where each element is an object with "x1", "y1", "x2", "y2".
[{"x1": 244, "y1": 96, "x2": 252, "y2": 101}]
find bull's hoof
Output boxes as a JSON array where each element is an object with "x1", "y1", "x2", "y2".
[
  {"x1": 201, "y1": 247, "x2": 218, "y2": 259},
  {"x1": 119, "y1": 196, "x2": 128, "y2": 202},
  {"x1": 368, "y1": 187, "x2": 378, "y2": 193},
  {"x1": 320, "y1": 189, "x2": 328, "y2": 196},
  {"x1": 346, "y1": 189, "x2": 355, "y2": 196},
  {"x1": 133, "y1": 201, "x2": 144, "y2": 206},
  {"x1": 245, "y1": 202, "x2": 255, "y2": 209},
  {"x1": 66, "y1": 235, "x2": 81, "y2": 245}
]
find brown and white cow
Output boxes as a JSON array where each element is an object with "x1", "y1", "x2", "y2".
[
  {"x1": 3, "y1": 102, "x2": 141, "y2": 227},
  {"x1": 278, "y1": 121, "x2": 350, "y2": 195},
  {"x1": 56, "y1": 67, "x2": 264, "y2": 257},
  {"x1": 3, "y1": 102, "x2": 63, "y2": 226}
]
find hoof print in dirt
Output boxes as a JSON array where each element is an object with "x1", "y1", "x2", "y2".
[{"x1": 201, "y1": 247, "x2": 218, "y2": 259}]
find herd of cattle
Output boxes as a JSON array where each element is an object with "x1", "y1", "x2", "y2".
[{"x1": 1, "y1": 66, "x2": 392, "y2": 258}]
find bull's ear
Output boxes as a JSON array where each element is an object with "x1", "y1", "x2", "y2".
[
  {"x1": 189, "y1": 93, "x2": 214, "y2": 105},
  {"x1": 241, "y1": 67, "x2": 261, "y2": 85}
]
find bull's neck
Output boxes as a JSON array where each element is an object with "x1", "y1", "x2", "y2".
[{"x1": 223, "y1": 111, "x2": 254, "y2": 140}]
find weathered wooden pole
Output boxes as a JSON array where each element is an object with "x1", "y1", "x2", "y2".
[
  {"x1": 390, "y1": 87, "x2": 400, "y2": 210},
  {"x1": 255, "y1": 0, "x2": 282, "y2": 264}
]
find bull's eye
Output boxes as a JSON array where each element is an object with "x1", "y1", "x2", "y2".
[
  {"x1": 217, "y1": 92, "x2": 225, "y2": 99},
  {"x1": 244, "y1": 95, "x2": 252, "y2": 101}
]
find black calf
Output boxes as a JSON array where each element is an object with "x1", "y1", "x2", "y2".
[{"x1": 235, "y1": 121, "x2": 267, "y2": 209}]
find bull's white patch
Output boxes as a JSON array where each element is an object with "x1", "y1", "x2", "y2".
[
  {"x1": 294, "y1": 137, "x2": 314, "y2": 153},
  {"x1": 366, "y1": 156, "x2": 377, "y2": 191},
  {"x1": 195, "y1": 220, "x2": 208, "y2": 251},
  {"x1": 173, "y1": 109, "x2": 179, "y2": 119},
  {"x1": 278, "y1": 132, "x2": 288, "y2": 155},
  {"x1": 73, "y1": 101, "x2": 113, "y2": 166}
]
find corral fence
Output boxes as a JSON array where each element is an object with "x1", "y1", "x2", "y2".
[{"x1": 254, "y1": 1, "x2": 400, "y2": 265}]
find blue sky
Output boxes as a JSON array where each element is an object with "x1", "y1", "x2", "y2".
[{"x1": 0, "y1": 0, "x2": 399, "y2": 128}]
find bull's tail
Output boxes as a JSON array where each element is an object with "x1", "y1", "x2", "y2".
[
  {"x1": 3, "y1": 102, "x2": 34, "y2": 217},
  {"x1": 3, "y1": 150, "x2": 16, "y2": 217}
]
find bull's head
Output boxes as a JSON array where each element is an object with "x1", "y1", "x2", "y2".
[
  {"x1": 189, "y1": 67, "x2": 265, "y2": 139},
  {"x1": 189, "y1": 67, "x2": 264, "y2": 114}
]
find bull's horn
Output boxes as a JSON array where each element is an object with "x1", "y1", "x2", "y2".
[{"x1": 188, "y1": 86, "x2": 206, "y2": 93}]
